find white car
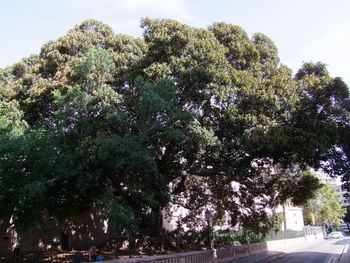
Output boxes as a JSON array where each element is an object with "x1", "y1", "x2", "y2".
[{"x1": 328, "y1": 231, "x2": 344, "y2": 239}]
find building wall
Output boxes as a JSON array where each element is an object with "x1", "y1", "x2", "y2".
[
  {"x1": 163, "y1": 202, "x2": 305, "y2": 233},
  {"x1": 162, "y1": 204, "x2": 187, "y2": 232},
  {"x1": 284, "y1": 206, "x2": 304, "y2": 231},
  {"x1": 274, "y1": 205, "x2": 305, "y2": 231},
  {"x1": 317, "y1": 171, "x2": 349, "y2": 207}
]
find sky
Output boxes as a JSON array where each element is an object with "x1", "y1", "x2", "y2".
[{"x1": 1, "y1": 0, "x2": 349, "y2": 85}]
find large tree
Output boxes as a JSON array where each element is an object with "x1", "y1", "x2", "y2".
[{"x1": 0, "y1": 18, "x2": 349, "y2": 243}]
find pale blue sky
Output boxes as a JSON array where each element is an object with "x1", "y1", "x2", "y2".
[{"x1": 1, "y1": 0, "x2": 349, "y2": 85}]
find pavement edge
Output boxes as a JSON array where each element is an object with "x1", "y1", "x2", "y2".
[{"x1": 338, "y1": 243, "x2": 349, "y2": 263}]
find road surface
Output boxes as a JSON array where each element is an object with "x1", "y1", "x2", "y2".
[{"x1": 268, "y1": 237, "x2": 350, "y2": 263}]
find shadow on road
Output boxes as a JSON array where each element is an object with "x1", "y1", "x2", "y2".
[
  {"x1": 268, "y1": 251, "x2": 336, "y2": 263},
  {"x1": 326, "y1": 237, "x2": 350, "y2": 246},
  {"x1": 331, "y1": 239, "x2": 349, "y2": 245}
]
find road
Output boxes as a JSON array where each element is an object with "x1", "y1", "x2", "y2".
[{"x1": 268, "y1": 237, "x2": 350, "y2": 263}]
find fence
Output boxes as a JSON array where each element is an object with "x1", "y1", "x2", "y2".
[
  {"x1": 103, "y1": 250, "x2": 213, "y2": 263},
  {"x1": 265, "y1": 226, "x2": 324, "y2": 252},
  {"x1": 0, "y1": 244, "x2": 264, "y2": 263},
  {"x1": 0, "y1": 227, "x2": 323, "y2": 263},
  {"x1": 102, "y1": 243, "x2": 268, "y2": 263},
  {"x1": 266, "y1": 226, "x2": 323, "y2": 241}
]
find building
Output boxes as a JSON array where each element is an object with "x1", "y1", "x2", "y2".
[
  {"x1": 317, "y1": 171, "x2": 350, "y2": 207},
  {"x1": 275, "y1": 205, "x2": 305, "y2": 231}
]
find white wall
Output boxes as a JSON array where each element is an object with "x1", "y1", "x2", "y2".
[
  {"x1": 275, "y1": 205, "x2": 305, "y2": 231},
  {"x1": 284, "y1": 206, "x2": 304, "y2": 231}
]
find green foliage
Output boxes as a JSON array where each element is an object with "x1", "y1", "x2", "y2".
[
  {"x1": 166, "y1": 227, "x2": 208, "y2": 247},
  {"x1": 0, "y1": 100, "x2": 28, "y2": 137},
  {"x1": 344, "y1": 206, "x2": 350, "y2": 223},
  {"x1": 252, "y1": 33, "x2": 280, "y2": 77},
  {"x1": 167, "y1": 228, "x2": 265, "y2": 247},
  {"x1": 278, "y1": 169, "x2": 323, "y2": 206},
  {"x1": 215, "y1": 230, "x2": 265, "y2": 245},
  {"x1": 303, "y1": 183, "x2": 346, "y2": 226},
  {"x1": 209, "y1": 22, "x2": 259, "y2": 70},
  {"x1": 103, "y1": 196, "x2": 140, "y2": 236},
  {"x1": 267, "y1": 213, "x2": 284, "y2": 232},
  {"x1": 73, "y1": 46, "x2": 116, "y2": 89}
]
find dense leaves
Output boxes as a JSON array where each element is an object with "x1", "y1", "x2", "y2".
[{"x1": 0, "y1": 19, "x2": 349, "y2": 240}]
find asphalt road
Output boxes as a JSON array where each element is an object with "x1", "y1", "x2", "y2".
[
  {"x1": 268, "y1": 237, "x2": 350, "y2": 263},
  {"x1": 340, "y1": 241, "x2": 350, "y2": 263}
]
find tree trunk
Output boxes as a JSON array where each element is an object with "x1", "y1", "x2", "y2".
[
  {"x1": 155, "y1": 206, "x2": 163, "y2": 235},
  {"x1": 153, "y1": 206, "x2": 165, "y2": 250},
  {"x1": 282, "y1": 203, "x2": 287, "y2": 231},
  {"x1": 0, "y1": 211, "x2": 13, "y2": 255}
]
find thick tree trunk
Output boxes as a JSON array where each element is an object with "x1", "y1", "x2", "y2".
[
  {"x1": 156, "y1": 207, "x2": 163, "y2": 235},
  {"x1": 153, "y1": 206, "x2": 165, "y2": 250},
  {"x1": 0, "y1": 211, "x2": 13, "y2": 255}
]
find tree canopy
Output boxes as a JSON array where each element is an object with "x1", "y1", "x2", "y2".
[{"x1": 0, "y1": 18, "x2": 349, "y2": 239}]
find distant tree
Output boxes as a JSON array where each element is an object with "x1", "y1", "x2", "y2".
[
  {"x1": 344, "y1": 206, "x2": 350, "y2": 223},
  {"x1": 303, "y1": 184, "x2": 346, "y2": 226}
]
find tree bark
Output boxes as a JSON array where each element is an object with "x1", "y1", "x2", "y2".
[
  {"x1": 153, "y1": 206, "x2": 165, "y2": 250},
  {"x1": 0, "y1": 210, "x2": 14, "y2": 255}
]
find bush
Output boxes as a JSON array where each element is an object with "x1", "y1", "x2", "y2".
[
  {"x1": 166, "y1": 227, "x2": 209, "y2": 248},
  {"x1": 215, "y1": 230, "x2": 265, "y2": 245},
  {"x1": 166, "y1": 228, "x2": 266, "y2": 248}
]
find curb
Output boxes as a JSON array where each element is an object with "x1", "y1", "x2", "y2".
[{"x1": 338, "y1": 244, "x2": 349, "y2": 263}]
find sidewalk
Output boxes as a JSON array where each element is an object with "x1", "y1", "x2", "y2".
[{"x1": 232, "y1": 251, "x2": 284, "y2": 263}]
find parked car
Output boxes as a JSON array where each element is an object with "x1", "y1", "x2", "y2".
[
  {"x1": 327, "y1": 231, "x2": 344, "y2": 239},
  {"x1": 340, "y1": 223, "x2": 349, "y2": 229},
  {"x1": 324, "y1": 232, "x2": 331, "y2": 239}
]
